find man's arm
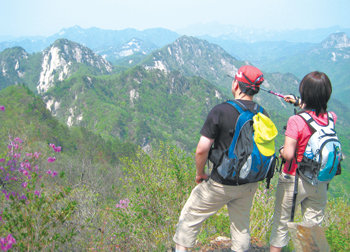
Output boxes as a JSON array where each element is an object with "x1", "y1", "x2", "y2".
[{"x1": 195, "y1": 135, "x2": 214, "y2": 184}]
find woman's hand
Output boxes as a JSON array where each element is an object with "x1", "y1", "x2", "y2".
[
  {"x1": 283, "y1": 94, "x2": 302, "y2": 107},
  {"x1": 284, "y1": 95, "x2": 296, "y2": 104}
]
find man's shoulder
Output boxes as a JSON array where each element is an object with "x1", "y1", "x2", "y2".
[
  {"x1": 211, "y1": 100, "x2": 267, "y2": 116},
  {"x1": 232, "y1": 99, "x2": 268, "y2": 115},
  {"x1": 211, "y1": 101, "x2": 235, "y2": 112}
]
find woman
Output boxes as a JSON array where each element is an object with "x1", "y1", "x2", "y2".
[{"x1": 269, "y1": 71, "x2": 336, "y2": 251}]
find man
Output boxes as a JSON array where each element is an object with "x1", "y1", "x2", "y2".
[{"x1": 173, "y1": 65, "x2": 268, "y2": 252}]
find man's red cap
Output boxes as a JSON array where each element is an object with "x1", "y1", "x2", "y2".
[{"x1": 235, "y1": 65, "x2": 264, "y2": 88}]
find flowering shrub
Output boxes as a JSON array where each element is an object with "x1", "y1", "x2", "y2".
[
  {"x1": 115, "y1": 198, "x2": 130, "y2": 209},
  {"x1": 0, "y1": 123, "x2": 77, "y2": 250},
  {"x1": 0, "y1": 234, "x2": 15, "y2": 251}
]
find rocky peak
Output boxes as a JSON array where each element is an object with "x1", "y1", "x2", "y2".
[
  {"x1": 37, "y1": 39, "x2": 112, "y2": 94},
  {"x1": 120, "y1": 38, "x2": 146, "y2": 56},
  {"x1": 321, "y1": 32, "x2": 350, "y2": 49},
  {"x1": 0, "y1": 47, "x2": 28, "y2": 80},
  {"x1": 142, "y1": 35, "x2": 240, "y2": 89},
  {"x1": 114, "y1": 38, "x2": 156, "y2": 58}
]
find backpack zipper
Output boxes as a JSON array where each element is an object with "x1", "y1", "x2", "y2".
[{"x1": 329, "y1": 144, "x2": 339, "y2": 174}]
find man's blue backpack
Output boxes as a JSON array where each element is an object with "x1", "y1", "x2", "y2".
[{"x1": 216, "y1": 100, "x2": 278, "y2": 187}]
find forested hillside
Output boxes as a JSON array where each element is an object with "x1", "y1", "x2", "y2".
[
  {"x1": 44, "y1": 66, "x2": 224, "y2": 151},
  {"x1": 0, "y1": 85, "x2": 136, "y2": 197}
]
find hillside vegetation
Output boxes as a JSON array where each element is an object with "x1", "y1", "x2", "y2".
[
  {"x1": 0, "y1": 128, "x2": 348, "y2": 251},
  {"x1": 0, "y1": 86, "x2": 136, "y2": 198}
]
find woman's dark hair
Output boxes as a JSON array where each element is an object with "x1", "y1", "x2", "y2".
[{"x1": 299, "y1": 71, "x2": 332, "y2": 115}]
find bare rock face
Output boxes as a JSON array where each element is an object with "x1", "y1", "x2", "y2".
[
  {"x1": 37, "y1": 39, "x2": 113, "y2": 94},
  {"x1": 287, "y1": 222, "x2": 330, "y2": 252},
  {"x1": 142, "y1": 35, "x2": 240, "y2": 89},
  {"x1": 321, "y1": 32, "x2": 350, "y2": 49}
]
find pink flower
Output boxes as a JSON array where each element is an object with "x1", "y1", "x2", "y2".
[
  {"x1": 0, "y1": 158, "x2": 5, "y2": 162},
  {"x1": 21, "y1": 182, "x2": 28, "y2": 188},
  {"x1": 20, "y1": 161, "x2": 31, "y2": 169},
  {"x1": 47, "y1": 157, "x2": 56, "y2": 163},
  {"x1": 50, "y1": 143, "x2": 61, "y2": 152},
  {"x1": 116, "y1": 198, "x2": 130, "y2": 209},
  {"x1": 19, "y1": 195, "x2": 27, "y2": 201},
  {"x1": 33, "y1": 152, "x2": 40, "y2": 159},
  {"x1": 14, "y1": 137, "x2": 23, "y2": 143},
  {"x1": 2, "y1": 191, "x2": 10, "y2": 200},
  {"x1": 13, "y1": 153, "x2": 21, "y2": 158},
  {"x1": 0, "y1": 106, "x2": 4, "y2": 111},
  {"x1": 0, "y1": 234, "x2": 16, "y2": 251},
  {"x1": 47, "y1": 170, "x2": 58, "y2": 177},
  {"x1": 54, "y1": 146, "x2": 62, "y2": 152},
  {"x1": 34, "y1": 190, "x2": 41, "y2": 197}
]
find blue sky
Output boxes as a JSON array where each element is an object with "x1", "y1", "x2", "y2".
[{"x1": 1, "y1": 0, "x2": 350, "y2": 37}]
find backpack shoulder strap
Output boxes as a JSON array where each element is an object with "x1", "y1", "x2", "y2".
[
  {"x1": 297, "y1": 111, "x2": 317, "y2": 133},
  {"x1": 327, "y1": 112, "x2": 335, "y2": 128},
  {"x1": 298, "y1": 111, "x2": 313, "y2": 123},
  {"x1": 299, "y1": 111, "x2": 335, "y2": 132},
  {"x1": 226, "y1": 100, "x2": 246, "y2": 114},
  {"x1": 257, "y1": 105, "x2": 264, "y2": 114},
  {"x1": 226, "y1": 100, "x2": 262, "y2": 115}
]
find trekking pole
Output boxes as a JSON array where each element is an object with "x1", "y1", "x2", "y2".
[
  {"x1": 260, "y1": 86, "x2": 285, "y2": 98},
  {"x1": 227, "y1": 74, "x2": 299, "y2": 105},
  {"x1": 260, "y1": 86, "x2": 301, "y2": 106}
]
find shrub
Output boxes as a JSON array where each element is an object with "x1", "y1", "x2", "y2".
[
  {"x1": 0, "y1": 136, "x2": 78, "y2": 250},
  {"x1": 324, "y1": 196, "x2": 350, "y2": 252},
  {"x1": 92, "y1": 143, "x2": 196, "y2": 251}
]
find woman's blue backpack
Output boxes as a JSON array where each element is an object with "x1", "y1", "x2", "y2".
[{"x1": 297, "y1": 112, "x2": 343, "y2": 185}]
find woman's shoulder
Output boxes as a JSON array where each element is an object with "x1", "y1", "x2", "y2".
[
  {"x1": 292, "y1": 110, "x2": 338, "y2": 125},
  {"x1": 288, "y1": 114, "x2": 305, "y2": 124}
]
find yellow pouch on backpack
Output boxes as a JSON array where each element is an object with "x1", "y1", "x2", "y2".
[{"x1": 253, "y1": 112, "x2": 278, "y2": 156}]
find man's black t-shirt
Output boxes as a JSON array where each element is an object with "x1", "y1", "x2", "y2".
[{"x1": 200, "y1": 99, "x2": 267, "y2": 185}]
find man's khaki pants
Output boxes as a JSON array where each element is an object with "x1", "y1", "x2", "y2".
[{"x1": 173, "y1": 178, "x2": 258, "y2": 252}]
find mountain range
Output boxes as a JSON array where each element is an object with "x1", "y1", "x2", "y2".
[
  {"x1": 178, "y1": 23, "x2": 350, "y2": 43},
  {"x1": 0, "y1": 26, "x2": 179, "y2": 61},
  {"x1": 2, "y1": 26, "x2": 350, "y2": 105},
  {"x1": 2, "y1": 24, "x2": 350, "y2": 53}
]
